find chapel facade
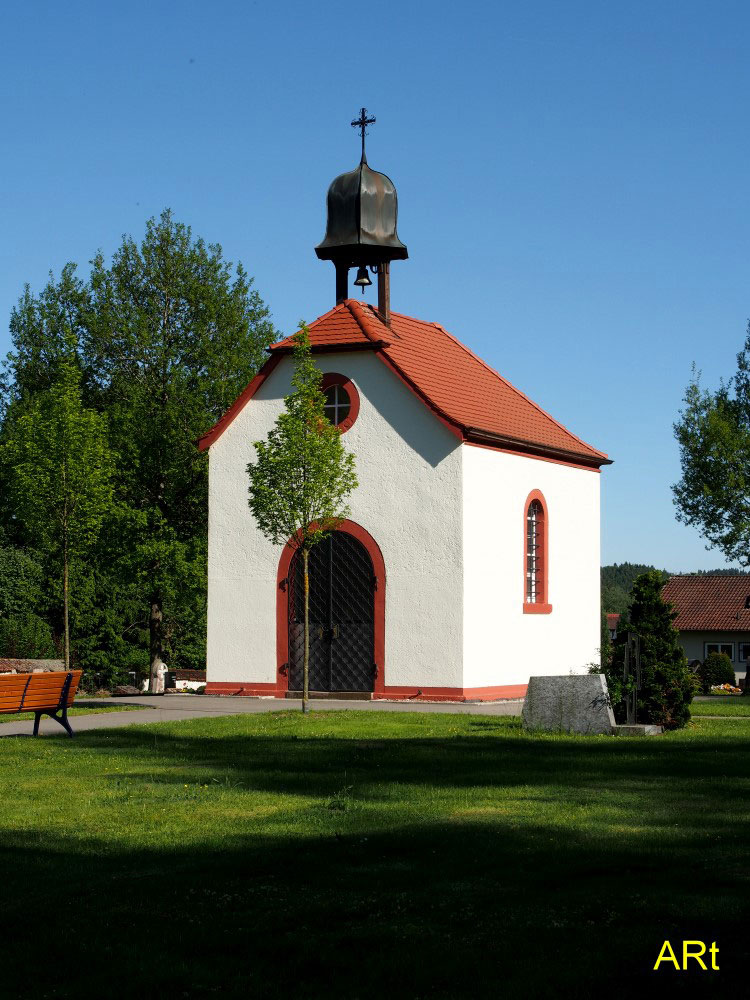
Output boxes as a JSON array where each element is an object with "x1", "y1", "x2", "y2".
[{"x1": 200, "y1": 114, "x2": 610, "y2": 701}]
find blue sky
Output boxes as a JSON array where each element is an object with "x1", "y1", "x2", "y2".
[{"x1": 1, "y1": 0, "x2": 749, "y2": 571}]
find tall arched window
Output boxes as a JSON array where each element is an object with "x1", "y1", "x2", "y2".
[{"x1": 523, "y1": 491, "x2": 552, "y2": 614}]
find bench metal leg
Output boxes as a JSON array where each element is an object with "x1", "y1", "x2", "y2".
[
  {"x1": 32, "y1": 707, "x2": 74, "y2": 738},
  {"x1": 56, "y1": 704, "x2": 74, "y2": 738}
]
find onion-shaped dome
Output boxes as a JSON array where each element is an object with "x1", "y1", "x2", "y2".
[{"x1": 315, "y1": 156, "x2": 408, "y2": 266}]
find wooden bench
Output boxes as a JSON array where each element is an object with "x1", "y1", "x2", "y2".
[{"x1": 0, "y1": 670, "x2": 82, "y2": 736}]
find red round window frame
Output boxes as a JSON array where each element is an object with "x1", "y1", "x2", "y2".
[{"x1": 321, "y1": 372, "x2": 359, "y2": 433}]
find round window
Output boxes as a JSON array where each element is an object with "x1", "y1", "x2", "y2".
[
  {"x1": 324, "y1": 383, "x2": 351, "y2": 426},
  {"x1": 321, "y1": 373, "x2": 359, "y2": 433}
]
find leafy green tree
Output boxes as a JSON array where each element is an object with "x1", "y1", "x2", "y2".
[
  {"x1": 673, "y1": 330, "x2": 750, "y2": 566},
  {"x1": 604, "y1": 571, "x2": 694, "y2": 729},
  {"x1": 2, "y1": 209, "x2": 276, "y2": 688},
  {"x1": 247, "y1": 326, "x2": 358, "y2": 713},
  {"x1": 0, "y1": 613, "x2": 57, "y2": 659},
  {"x1": 2, "y1": 352, "x2": 113, "y2": 669},
  {"x1": 85, "y1": 210, "x2": 276, "y2": 689},
  {"x1": 1, "y1": 262, "x2": 90, "y2": 410},
  {"x1": 0, "y1": 544, "x2": 46, "y2": 619},
  {"x1": 0, "y1": 545, "x2": 57, "y2": 658},
  {"x1": 673, "y1": 327, "x2": 750, "y2": 693}
]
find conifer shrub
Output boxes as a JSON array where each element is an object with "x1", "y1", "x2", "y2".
[
  {"x1": 602, "y1": 571, "x2": 694, "y2": 729},
  {"x1": 698, "y1": 652, "x2": 736, "y2": 693}
]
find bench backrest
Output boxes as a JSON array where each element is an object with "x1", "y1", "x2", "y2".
[{"x1": 0, "y1": 670, "x2": 82, "y2": 714}]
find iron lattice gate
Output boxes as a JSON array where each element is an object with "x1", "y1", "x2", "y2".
[{"x1": 288, "y1": 532, "x2": 375, "y2": 693}]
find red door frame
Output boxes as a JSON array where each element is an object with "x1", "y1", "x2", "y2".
[{"x1": 276, "y1": 520, "x2": 386, "y2": 697}]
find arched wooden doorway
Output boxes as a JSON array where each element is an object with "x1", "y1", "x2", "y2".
[{"x1": 277, "y1": 521, "x2": 385, "y2": 697}]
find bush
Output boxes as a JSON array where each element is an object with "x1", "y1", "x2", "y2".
[
  {"x1": 698, "y1": 652, "x2": 736, "y2": 693},
  {"x1": 602, "y1": 571, "x2": 694, "y2": 729},
  {"x1": 0, "y1": 613, "x2": 58, "y2": 659}
]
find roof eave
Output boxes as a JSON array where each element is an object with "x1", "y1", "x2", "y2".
[{"x1": 464, "y1": 427, "x2": 612, "y2": 469}]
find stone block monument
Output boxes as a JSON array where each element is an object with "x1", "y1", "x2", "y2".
[{"x1": 522, "y1": 674, "x2": 615, "y2": 735}]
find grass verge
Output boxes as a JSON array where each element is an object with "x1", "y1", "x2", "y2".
[
  {"x1": 1, "y1": 710, "x2": 746, "y2": 998},
  {"x1": 0, "y1": 702, "x2": 146, "y2": 724},
  {"x1": 690, "y1": 696, "x2": 750, "y2": 717}
]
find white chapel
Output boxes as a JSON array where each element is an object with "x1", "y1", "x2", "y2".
[{"x1": 200, "y1": 115, "x2": 610, "y2": 702}]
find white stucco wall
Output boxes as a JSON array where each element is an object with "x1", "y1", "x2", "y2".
[
  {"x1": 206, "y1": 350, "x2": 464, "y2": 689},
  {"x1": 462, "y1": 445, "x2": 601, "y2": 688}
]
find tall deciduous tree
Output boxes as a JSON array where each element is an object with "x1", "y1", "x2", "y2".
[
  {"x1": 247, "y1": 326, "x2": 358, "y2": 713},
  {"x1": 3, "y1": 352, "x2": 113, "y2": 669},
  {"x1": 85, "y1": 210, "x2": 276, "y2": 689},
  {"x1": 673, "y1": 327, "x2": 750, "y2": 567},
  {"x1": 673, "y1": 327, "x2": 750, "y2": 692},
  {"x1": 2, "y1": 209, "x2": 276, "y2": 688}
]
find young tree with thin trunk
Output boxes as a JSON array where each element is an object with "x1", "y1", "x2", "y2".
[
  {"x1": 3, "y1": 352, "x2": 113, "y2": 669},
  {"x1": 247, "y1": 326, "x2": 357, "y2": 713}
]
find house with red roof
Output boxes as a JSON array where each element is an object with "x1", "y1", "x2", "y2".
[
  {"x1": 607, "y1": 613, "x2": 620, "y2": 642},
  {"x1": 662, "y1": 576, "x2": 750, "y2": 683},
  {"x1": 199, "y1": 118, "x2": 610, "y2": 701}
]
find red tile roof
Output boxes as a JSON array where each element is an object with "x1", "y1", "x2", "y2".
[
  {"x1": 662, "y1": 576, "x2": 750, "y2": 631},
  {"x1": 201, "y1": 299, "x2": 610, "y2": 467},
  {"x1": 271, "y1": 300, "x2": 393, "y2": 350},
  {"x1": 0, "y1": 659, "x2": 65, "y2": 673}
]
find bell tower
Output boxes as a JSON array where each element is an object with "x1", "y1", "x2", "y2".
[{"x1": 315, "y1": 108, "x2": 408, "y2": 326}]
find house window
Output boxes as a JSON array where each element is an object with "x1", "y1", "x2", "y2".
[
  {"x1": 740, "y1": 643, "x2": 750, "y2": 663},
  {"x1": 705, "y1": 642, "x2": 734, "y2": 661},
  {"x1": 523, "y1": 490, "x2": 551, "y2": 614},
  {"x1": 320, "y1": 373, "x2": 359, "y2": 433}
]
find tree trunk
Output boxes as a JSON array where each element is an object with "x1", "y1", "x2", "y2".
[
  {"x1": 62, "y1": 535, "x2": 70, "y2": 671},
  {"x1": 149, "y1": 599, "x2": 165, "y2": 694},
  {"x1": 302, "y1": 547, "x2": 309, "y2": 714}
]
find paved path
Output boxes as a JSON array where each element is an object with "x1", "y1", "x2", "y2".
[{"x1": 0, "y1": 693, "x2": 524, "y2": 738}]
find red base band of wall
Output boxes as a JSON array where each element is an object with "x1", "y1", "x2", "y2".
[
  {"x1": 205, "y1": 681, "x2": 527, "y2": 702},
  {"x1": 375, "y1": 684, "x2": 528, "y2": 702},
  {"x1": 205, "y1": 681, "x2": 282, "y2": 697}
]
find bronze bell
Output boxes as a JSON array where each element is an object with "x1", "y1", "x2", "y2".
[{"x1": 353, "y1": 265, "x2": 372, "y2": 292}]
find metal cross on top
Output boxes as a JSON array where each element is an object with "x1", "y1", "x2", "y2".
[{"x1": 351, "y1": 107, "x2": 376, "y2": 160}]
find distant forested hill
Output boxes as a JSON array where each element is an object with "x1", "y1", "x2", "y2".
[
  {"x1": 601, "y1": 563, "x2": 748, "y2": 614},
  {"x1": 601, "y1": 564, "x2": 665, "y2": 615}
]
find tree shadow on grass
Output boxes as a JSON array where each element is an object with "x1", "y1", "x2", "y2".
[
  {"x1": 2, "y1": 716, "x2": 747, "y2": 998},
  {"x1": 55, "y1": 716, "x2": 750, "y2": 810},
  {"x1": 1, "y1": 816, "x2": 743, "y2": 1000}
]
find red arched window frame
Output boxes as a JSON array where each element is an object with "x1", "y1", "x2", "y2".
[
  {"x1": 523, "y1": 490, "x2": 552, "y2": 614},
  {"x1": 321, "y1": 373, "x2": 360, "y2": 434}
]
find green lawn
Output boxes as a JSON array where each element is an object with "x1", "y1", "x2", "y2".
[
  {"x1": 690, "y1": 697, "x2": 750, "y2": 717},
  {"x1": 0, "y1": 701, "x2": 145, "y2": 723},
  {"x1": 1, "y1": 711, "x2": 747, "y2": 998}
]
